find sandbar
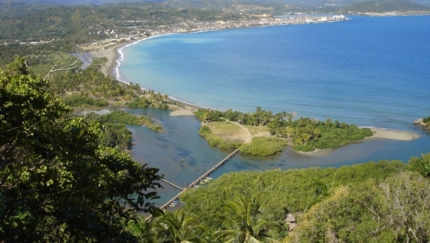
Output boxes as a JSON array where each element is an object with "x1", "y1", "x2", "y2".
[
  {"x1": 294, "y1": 148, "x2": 334, "y2": 157},
  {"x1": 367, "y1": 128, "x2": 420, "y2": 141},
  {"x1": 295, "y1": 128, "x2": 420, "y2": 157},
  {"x1": 170, "y1": 110, "x2": 195, "y2": 116}
]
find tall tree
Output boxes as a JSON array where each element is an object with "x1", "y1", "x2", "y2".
[
  {"x1": 215, "y1": 196, "x2": 279, "y2": 243},
  {"x1": 0, "y1": 58, "x2": 162, "y2": 242},
  {"x1": 152, "y1": 208, "x2": 209, "y2": 243}
]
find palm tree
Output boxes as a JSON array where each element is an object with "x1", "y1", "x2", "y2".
[
  {"x1": 151, "y1": 208, "x2": 209, "y2": 243},
  {"x1": 215, "y1": 196, "x2": 279, "y2": 243}
]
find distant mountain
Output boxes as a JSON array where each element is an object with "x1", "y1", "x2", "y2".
[
  {"x1": 341, "y1": 0, "x2": 429, "y2": 12},
  {"x1": 0, "y1": 0, "x2": 428, "y2": 15}
]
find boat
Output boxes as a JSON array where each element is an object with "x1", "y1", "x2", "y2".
[
  {"x1": 169, "y1": 199, "x2": 179, "y2": 207},
  {"x1": 200, "y1": 177, "x2": 212, "y2": 185}
]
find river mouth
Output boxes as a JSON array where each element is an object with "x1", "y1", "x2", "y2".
[{"x1": 124, "y1": 108, "x2": 430, "y2": 207}]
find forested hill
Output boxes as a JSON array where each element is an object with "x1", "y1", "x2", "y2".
[
  {"x1": 340, "y1": 0, "x2": 429, "y2": 12},
  {"x1": 0, "y1": 3, "x2": 241, "y2": 42},
  {"x1": 0, "y1": 3, "x2": 244, "y2": 65},
  {"x1": 2, "y1": 0, "x2": 430, "y2": 13}
]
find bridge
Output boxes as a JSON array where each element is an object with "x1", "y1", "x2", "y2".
[{"x1": 146, "y1": 148, "x2": 240, "y2": 219}]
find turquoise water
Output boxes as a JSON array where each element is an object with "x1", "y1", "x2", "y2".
[
  {"x1": 118, "y1": 16, "x2": 430, "y2": 205},
  {"x1": 119, "y1": 16, "x2": 430, "y2": 130}
]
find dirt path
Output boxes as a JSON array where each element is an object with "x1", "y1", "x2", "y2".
[{"x1": 230, "y1": 122, "x2": 253, "y2": 143}]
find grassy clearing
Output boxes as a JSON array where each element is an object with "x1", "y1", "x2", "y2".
[
  {"x1": 29, "y1": 53, "x2": 82, "y2": 77},
  {"x1": 244, "y1": 125, "x2": 270, "y2": 135},
  {"x1": 205, "y1": 121, "x2": 244, "y2": 137},
  {"x1": 198, "y1": 126, "x2": 241, "y2": 150}
]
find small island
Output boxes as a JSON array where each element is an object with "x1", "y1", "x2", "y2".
[
  {"x1": 194, "y1": 107, "x2": 374, "y2": 156},
  {"x1": 191, "y1": 107, "x2": 421, "y2": 157}
]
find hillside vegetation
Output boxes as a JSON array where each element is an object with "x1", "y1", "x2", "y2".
[
  {"x1": 0, "y1": 58, "x2": 162, "y2": 242},
  {"x1": 177, "y1": 155, "x2": 430, "y2": 242},
  {"x1": 341, "y1": 0, "x2": 429, "y2": 12},
  {"x1": 0, "y1": 3, "x2": 245, "y2": 65}
]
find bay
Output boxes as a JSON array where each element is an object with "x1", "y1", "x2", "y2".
[
  {"x1": 119, "y1": 15, "x2": 430, "y2": 130},
  {"x1": 117, "y1": 16, "x2": 430, "y2": 205}
]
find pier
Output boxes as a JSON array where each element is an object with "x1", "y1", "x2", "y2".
[
  {"x1": 147, "y1": 148, "x2": 240, "y2": 219},
  {"x1": 161, "y1": 179, "x2": 183, "y2": 190}
]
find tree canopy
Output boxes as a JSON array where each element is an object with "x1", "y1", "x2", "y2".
[{"x1": 0, "y1": 58, "x2": 162, "y2": 242}]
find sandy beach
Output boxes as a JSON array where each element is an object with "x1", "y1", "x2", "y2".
[
  {"x1": 88, "y1": 35, "x2": 421, "y2": 149},
  {"x1": 170, "y1": 110, "x2": 195, "y2": 116},
  {"x1": 90, "y1": 34, "x2": 175, "y2": 80},
  {"x1": 367, "y1": 128, "x2": 420, "y2": 141},
  {"x1": 295, "y1": 128, "x2": 420, "y2": 157},
  {"x1": 90, "y1": 42, "x2": 128, "y2": 80}
]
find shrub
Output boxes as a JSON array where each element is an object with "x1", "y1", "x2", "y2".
[
  {"x1": 198, "y1": 126, "x2": 241, "y2": 150},
  {"x1": 61, "y1": 94, "x2": 108, "y2": 107},
  {"x1": 240, "y1": 137, "x2": 287, "y2": 156}
]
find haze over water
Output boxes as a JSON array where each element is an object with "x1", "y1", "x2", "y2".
[{"x1": 118, "y1": 16, "x2": 430, "y2": 204}]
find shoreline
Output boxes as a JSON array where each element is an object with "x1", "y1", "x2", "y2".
[
  {"x1": 91, "y1": 33, "x2": 177, "y2": 81},
  {"x1": 88, "y1": 20, "x2": 422, "y2": 157},
  {"x1": 295, "y1": 128, "x2": 420, "y2": 157},
  {"x1": 366, "y1": 128, "x2": 420, "y2": 141}
]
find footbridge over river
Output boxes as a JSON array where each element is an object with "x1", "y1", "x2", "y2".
[{"x1": 146, "y1": 148, "x2": 240, "y2": 219}]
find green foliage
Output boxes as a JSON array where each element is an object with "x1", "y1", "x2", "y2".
[
  {"x1": 197, "y1": 107, "x2": 373, "y2": 152},
  {"x1": 181, "y1": 160, "x2": 404, "y2": 231},
  {"x1": 240, "y1": 137, "x2": 287, "y2": 156},
  {"x1": 406, "y1": 153, "x2": 430, "y2": 178},
  {"x1": 291, "y1": 172, "x2": 430, "y2": 243},
  {"x1": 81, "y1": 113, "x2": 134, "y2": 150},
  {"x1": 61, "y1": 94, "x2": 109, "y2": 107},
  {"x1": 423, "y1": 116, "x2": 430, "y2": 127},
  {"x1": 99, "y1": 110, "x2": 162, "y2": 132},
  {"x1": 100, "y1": 110, "x2": 144, "y2": 125},
  {"x1": 198, "y1": 126, "x2": 241, "y2": 150},
  {"x1": 126, "y1": 91, "x2": 169, "y2": 110},
  {"x1": 27, "y1": 52, "x2": 82, "y2": 77},
  {"x1": 0, "y1": 58, "x2": 162, "y2": 242},
  {"x1": 195, "y1": 109, "x2": 224, "y2": 122},
  {"x1": 126, "y1": 97, "x2": 151, "y2": 108},
  {"x1": 150, "y1": 209, "x2": 210, "y2": 243},
  {"x1": 49, "y1": 63, "x2": 143, "y2": 100},
  {"x1": 99, "y1": 124, "x2": 133, "y2": 150},
  {"x1": 0, "y1": 3, "x2": 247, "y2": 64},
  {"x1": 341, "y1": 0, "x2": 429, "y2": 13},
  {"x1": 292, "y1": 144, "x2": 315, "y2": 152},
  {"x1": 287, "y1": 118, "x2": 373, "y2": 151},
  {"x1": 215, "y1": 196, "x2": 284, "y2": 242}
]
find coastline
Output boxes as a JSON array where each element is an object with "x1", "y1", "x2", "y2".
[
  {"x1": 91, "y1": 39, "x2": 422, "y2": 149},
  {"x1": 88, "y1": 21, "x2": 423, "y2": 156},
  {"x1": 91, "y1": 33, "x2": 176, "y2": 81},
  {"x1": 91, "y1": 42, "x2": 126, "y2": 80},
  {"x1": 367, "y1": 128, "x2": 420, "y2": 141},
  {"x1": 294, "y1": 128, "x2": 420, "y2": 157}
]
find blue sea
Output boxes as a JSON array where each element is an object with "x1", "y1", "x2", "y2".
[{"x1": 117, "y1": 16, "x2": 430, "y2": 205}]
